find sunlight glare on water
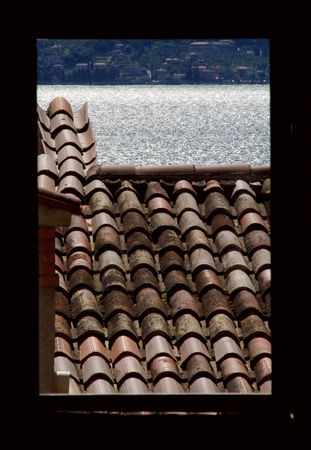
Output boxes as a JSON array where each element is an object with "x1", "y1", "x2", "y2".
[{"x1": 37, "y1": 84, "x2": 270, "y2": 166}]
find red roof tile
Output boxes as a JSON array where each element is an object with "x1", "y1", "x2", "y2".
[
  {"x1": 82, "y1": 355, "x2": 114, "y2": 386},
  {"x1": 73, "y1": 102, "x2": 89, "y2": 132},
  {"x1": 145, "y1": 335, "x2": 175, "y2": 366},
  {"x1": 48, "y1": 96, "x2": 74, "y2": 119},
  {"x1": 50, "y1": 113, "x2": 76, "y2": 138},
  {"x1": 79, "y1": 335, "x2": 111, "y2": 364},
  {"x1": 38, "y1": 98, "x2": 271, "y2": 401},
  {"x1": 111, "y1": 335, "x2": 142, "y2": 364}
]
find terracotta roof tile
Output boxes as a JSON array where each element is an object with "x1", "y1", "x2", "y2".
[
  {"x1": 48, "y1": 97, "x2": 74, "y2": 119},
  {"x1": 107, "y1": 312, "x2": 138, "y2": 345},
  {"x1": 153, "y1": 377, "x2": 184, "y2": 393},
  {"x1": 98, "y1": 250, "x2": 125, "y2": 275},
  {"x1": 227, "y1": 269, "x2": 256, "y2": 296},
  {"x1": 195, "y1": 269, "x2": 223, "y2": 297},
  {"x1": 135, "y1": 285, "x2": 164, "y2": 314},
  {"x1": 209, "y1": 313, "x2": 240, "y2": 345},
  {"x1": 69, "y1": 379, "x2": 83, "y2": 394},
  {"x1": 133, "y1": 267, "x2": 161, "y2": 295},
  {"x1": 170, "y1": 289, "x2": 202, "y2": 322},
  {"x1": 247, "y1": 336, "x2": 272, "y2": 367},
  {"x1": 37, "y1": 104, "x2": 51, "y2": 130},
  {"x1": 82, "y1": 145, "x2": 97, "y2": 167},
  {"x1": 79, "y1": 335, "x2": 110, "y2": 364},
  {"x1": 78, "y1": 127, "x2": 95, "y2": 151},
  {"x1": 55, "y1": 314, "x2": 72, "y2": 342},
  {"x1": 225, "y1": 376, "x2": 253, "y2": 393},
  {"x1": 158, "y1": 229, "x2": 184, "y2": 256},
  {"x1": 175, "y1": 192, "x2": 201, "y2": 219},
  {"x1": 256, "y1": 268, "x2": 271, "y2": 297},
  {"x1": 173, "y1": 180, "x2": 197, "y2": 197},
  {"x1": 201, "y1": 288, "x2": 234, "y2": 322},
  {"x1": 94, "y1": 226, "x2": 122, "y2": 258},
  {"x1": 205, "y1": 191, "x2": 233, "y2": 223},
  {"x1": 76, "y1": 315, "x2": 106, "y2": 342},
  {"x1": 73, "y1": 102, "x2": 89, "y2": 132},
  {"x1": 215, "y1": 230, "x2": 244, "y2": 256},
  {"x1": 185, "y1": 228, "x2": 211, "y2": 254},
  {"x1": 54, "y1": 356, "x2": 80, "y2": 383},
  {"x1": 40, "y1": 139, "x2": 57, "y2": 160},
  {"x1": 50, "y1": 113, "x2": 76, "y2": 138},
  {"x1": 239, "y1": 212, "x2": 269, "y2": 234},
  {"x1": 141, "y1": 312, "x2": 171, "y2": 343},
  {"x1": 101, "y1": 268, "x2": 128, "y2": 295},
  {"x1": 251, "y1": 248, "x2": 271, "y2": 275},
  {"x1": 38, "y1": 121, "x2": 55, "y2": 150},
  {"x1": 186, "y1": 354, "x2": 216, "y2": 384},
  {"x1": 55, "y1": 291, "x2": 71, "y2": 320},
  {"x1": 148, "y1": 196, "x2": 174, "y2": 217},
  {"x1": 67, "y1": 251, "x2": 92, "y2": 277},
  {"x1": 57, "y1": 145, "x2": 84, "y2": 168},
  {"x1": 261, "y1": 178, "x2": 271, "y2": 196},
  {"x1": 117, "y1": 183, "x2": 145, "y2": 217},
  {"x1": 145, "y1": 181, "x2": 170, "y2": 203},
  {"x1": 150, "y1": 355, "x2": 181, "y2": 383},
  {"x1": 253, "y1": 356, "x2": 272, "y2": 386},
  {"x1": 111, "y1": 335, "x2": 142, "y2": 364},
  {"x1": 243, "y1": 229, "x2": 270, "y2": 256},
  {"x1": 189, "y1": 377, "x2": 220, "y2": 393},
  {"x1": 203, "y1": 179, "x2": 224, "y2": 195},
  {"x1": 58, "y1": 159, "x2": 85, "y2": 183},
  {"x1": 82, "y1": 355, "x2": 114, "y2": 386},
  {"x1": 70, "y1": 288, "x2": 101, "y2": 324},
  {"x1": 118, "y1": 377, "x2": 150, "y2": 393},
  {"x1": 178, "y1": 210, "x2": 206, "y2": 236},
  {"x1": 231, "y1": 179, "x2": 256, "y2": 201},
  {"x1": 163, "y1": 269, "x2": 192, "y2": 297},
  {"x1": 233, "y1": 290, "x2": 265, "y2": 320},
  {"x1": 213, "y1": 336, "x2": 244, "y2": 365},
  {"x1": 54, "y1": 336, "x2": 74, "y2": 360},
  {"x1": 210, "y1": 213, "x2": 236, "y2": 236},
  {"x1": 179, "y1": 337, "x2": 211, "y2": 368},
  {"x1": 189, "y1": 247, "x2": 217, "y2": 277},
  {"x1": 102, "y1": 290, "x2": 135, "y2": 321},
  {"x1": 55, "y1": 128, "x2": 82, "y2": 152},
  {"x1": 240, "y1": 314, "x2": 271, "y2": 344},
  {"x1": 58, "y1": 175, "x2": 84, "y2": 199},
  {"x1": 84, "y1": 179, "x2": 113, "y2": 200},
  {"x1": 129, "y1": 249, "x2": 157, "y2": 277},
  {"x1": 114, "y1": 355, "x2": 148, "y2": 385},
  {"x1": 221, "y1": 250, "x2": 249, "y2": 274},
  {"x1": 38, "y1": 153, "x2": 58, "y2": 180},
  {"x1": 258, "y1": 379, "x2": 272, "y2": 393},
  {"x1": 125, "y1": 230, "x2": 153, "y2": 256},
  {"x1": 67, "y1": 267, "x2": 94, "y2": 295},
  {"x1": 219, "y1": 357, "x2": 251, "y2": 385},
  {"x1": 39, "y1": 98, "x2": 271, "y2": 399},
  {"x1": 159, "y1": 250, "x2": 185, "y2": 276},
  {"x1": 234, "y1": 192, "x2": 261, "y2": 219},
  {"x1": 38, "y1": 174, "x2": 56, "y2": 191},
  {"x1": 91, "y1": 212, "x2": 119, "y2": 239},
  {"x1": 150, "y1": 212, "x2": 181, "y2": 239},
  {"x1": 145, "y1": 335, "x2": 175, "y2": 366},
  {"x1": 122, "y1": 211, "x2": 150, "y2": 239},
  {"x1": 86, "y1": 379, "x2": 116, "y2": 393},
  {"x1": 175, "y1": 314, "x2": 206, "y2": 346}
]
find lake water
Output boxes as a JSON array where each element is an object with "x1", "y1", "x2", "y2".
[{"x1": 37, "y1": 84, "x2": 270, "y2": 166}]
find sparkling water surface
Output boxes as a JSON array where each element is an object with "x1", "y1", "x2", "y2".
[{"x1": 37, "y1": 84, "x2": 270, "y2": 166}]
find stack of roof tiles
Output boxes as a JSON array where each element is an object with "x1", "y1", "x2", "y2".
[{"x1": 37, "y1": 97, "x2": 271, "y2": 395}]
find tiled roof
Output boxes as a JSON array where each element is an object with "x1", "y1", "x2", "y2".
[{"x1": 38, "y1": 97, "x2": 271, "y2": 399}]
